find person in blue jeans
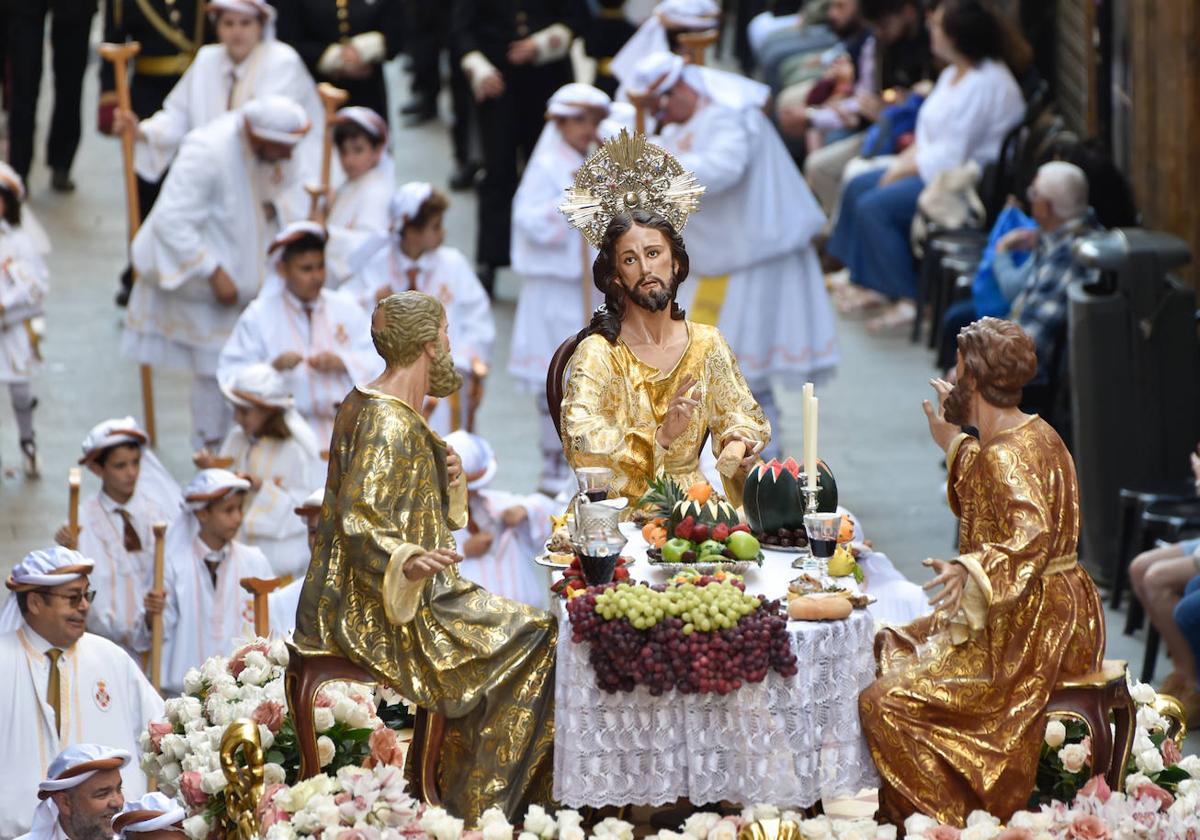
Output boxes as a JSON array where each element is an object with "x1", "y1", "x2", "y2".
[{"x1": 1129, "y1": 445, "x2": 1200, "y2": 721}]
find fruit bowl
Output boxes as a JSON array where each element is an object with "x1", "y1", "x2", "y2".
[{"x1": 646, "y1": 546, "x2": 763, "y2": 575}]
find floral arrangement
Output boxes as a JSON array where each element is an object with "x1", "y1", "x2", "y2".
[
  {"x1": 1033, "y1": 679, "x2": 1194, "y2": 805},
  {"x1": 140, "y1": 639, "x2": 397, "y2": 839}
]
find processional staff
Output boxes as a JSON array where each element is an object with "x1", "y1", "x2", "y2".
[
  {"x1": 306, "y1": 83, "x2": 350, "y2": 223},
  {"x1": 149, "y1": 522, "x2": 168, "y2": 693}
]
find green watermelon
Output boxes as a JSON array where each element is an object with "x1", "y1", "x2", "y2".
[
  {"x1": 670, "y1": 498, "x2": 740, "y2": 529},
  {"x1": 742, "y1": 457, "x2": 838, "y2": 534}
]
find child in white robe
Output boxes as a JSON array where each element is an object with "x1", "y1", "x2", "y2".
[
  {"x1": 145, "y1": 469, "x2": 274, "y2": 695},
  {"x1": 52, "y1": 418, "x2": 182, "y2": 659},
  {"x1": 196, "y1": 364, "x2": 321, "y2": 578},
  {"x1": 0, "y1": 163, "x2": 49, "y2": 477},
  {"x1": 344, "y1": 183, "x2": 494, "y2": 435},
  {"x1": 218, "y1": 222, "x2": 381, "y2": 447},
  {"x1": 324, "y1": 107, "x2": 394, "y2": 286},
  {"x1": 447, "y1": 431, "x2": 556, "y2": 610},
  {"x1": 266, "y1": 487, "x2": 323, "y2": 638},
  {"x1": 508, "y1": 84, "x2": 610, "y2": 495}
]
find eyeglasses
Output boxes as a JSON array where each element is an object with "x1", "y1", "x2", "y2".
[{"x1": 35, "y1": 589, "x2": 96, "y2": 608}]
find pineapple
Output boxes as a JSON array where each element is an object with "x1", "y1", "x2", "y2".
[{"x1": 637, "y1": 474, "x2": 686, "y2": 524}]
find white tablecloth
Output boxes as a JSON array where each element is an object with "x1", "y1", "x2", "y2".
[{"x1": 552, "y1": 525, "x2": 881, "y2": 808}]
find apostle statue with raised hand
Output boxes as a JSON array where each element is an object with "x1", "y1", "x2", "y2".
[
  {"x1": 294, "y1": 291, "x2": 556, "y2": 824},
  {"x1": 859, "y1": 318, "x2": 1105, "y2": 828},
  {"x1": 558, "y1": 131, "x2": 770, "y2": 505}
]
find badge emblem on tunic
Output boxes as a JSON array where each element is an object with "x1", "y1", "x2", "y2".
[
  {"x1": 335, "y1": 324, "x2": 348, "y2": 345},
  {"x1": 438, "y1": 286, "x2": 454, "y2": 305},
  {"x1": 94, "y1": 680, "x2": 112, "y2": 712}
]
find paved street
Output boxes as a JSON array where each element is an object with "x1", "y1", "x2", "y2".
[{"x1": 0, "y1": 46, "x2": 1189, "y2": 748}]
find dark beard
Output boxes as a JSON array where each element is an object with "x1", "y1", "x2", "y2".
[
  {"x1": 942, "y1": 376, "x2": 974, "y2": 426},
  {"x1": 427, "y1": 346, "x2": 464, "y2": 398},
  {"x1": 624, "y1": 274, "x2": 680, "y2": 313},
  {"x1": 61, "y1": 807, "x2": 118, "y2": 840}
]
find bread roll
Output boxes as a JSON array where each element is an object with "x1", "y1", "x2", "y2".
[{"x1": 788, "y1": 594, "x2": 853, "y2": 621}]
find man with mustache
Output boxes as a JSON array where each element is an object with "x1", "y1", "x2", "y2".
[
  {"x1": 294, "y1": 291, "x2": 557, "y2": 825},
  {"x1": 858, "y1": 317, "x2": 1105, "y2": 827},
  {"x1": 18, "y1": 744, "x2": 130, "y2": 840}
]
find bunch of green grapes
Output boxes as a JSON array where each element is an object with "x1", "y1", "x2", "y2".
[{"x1": 593, "y1": 580, "x2": 760, "y2": 633}]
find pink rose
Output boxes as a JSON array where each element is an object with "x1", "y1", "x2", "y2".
[
  {"x1": 229, "y1": 640, "x2": 271, "y2": 677},
  {"x1": 1135, "y1": 782, "x2": 1174, "y2": 812},
  {"x1": 256, "y1": 783, "x2": 289, "y2": 830},
  {"x1": 364, "y1": 727, "x2": 405, "y2": 770},
  {"x1": 1067, "y1": 815, "x2": 1109, "y2": 840},
  {"x1": 314, "y1": 690, "x2": 335, "y2": 708},
  {"x1": 179, "y1": 771, "x2": 209, "y2": 808},
  {"x1": 1079, "y1": 775, "x2": 1112, "y2": 803},
  {"x1": 148, "y1": 720, "x2": 173, "y2": 753},
  {"x1": 252, "y1": 700, "x2": 285, "y2": 734},
  {"x1": 925, "y1": 827, "x2": 961, "y2": 840},
  {"x1": 1162, "y1": 738, "x2": 1183, "y2": 767},
  {"x1": 461, "y1": 832, "x2": 484, "y2": 840},
  {"x1": 995, "y1": 829, "x2": 1034, "y2": 840}
]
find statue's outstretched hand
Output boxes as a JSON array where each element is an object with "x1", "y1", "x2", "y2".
[
  {"x1": 656, "y1": 375, "x2": 701, "y2": 449},
  {"x1": 446, "y1": 445, "x2": 463, "y2": 486},
  {"x1": 922, "y1": 557, "x2": 966, "y2": 616},
  {"x1": 922, "y1": 378, "x2": 959, "y2": 453},
  {"x1": 404, "y1": 548, "x2": 462, "y2": 581}
]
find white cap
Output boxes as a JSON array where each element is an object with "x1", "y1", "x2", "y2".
[
  {"x1": 390, "y1": 182, "x2": 435, "y2": 230},
  {"x1": 444, "y1": 431, "x2": 498, "y2": 491},
  {"x1": 207, "y1": 0, "x2": 276, "y2": 23},
  {"x1": 28, "y1": 745, "x2": 132, "y2": 840},
  {"x1": 113, "y1": 792, "x2": 187, "y2": 837},
  {"x1": 599, "y1": 102, "x2": 637, "y2": 142},
  {"x1": 1, "y1": 547, "x2": 95, "y2": 632},
  {"x1": 333, "y1": 106, "x2": 389, "y2": 143},
  {"x1": 220, "y1": 363, "x2": 294, "y2": 411},
  {"x1": 267, "y1": 220, "x2": 327, "y2": 263},
  {"x1": 242, "y1": 96, "x2": 311, "y2": 146},
  {"x1": 629, "y1": 51, "x2": 685, "y2": 97},
  {"x1": 630, "y1": 51, "x2": 769, "y2": 110},
  {"x1": 546, "y1": 83, "x2": 612, "y2": 118},
  {"x1": 184, "y1": 469, "x2": 252, "y2": 512},
  {"x1": 294, "y1": 487, "x2": 325, "y2": 516},
  {"x1": 80, "y1": 417, "x2": 148, "y2": 464},
  {"x1": 0, "y1": 162, "x2": 26, "y2": 202},
  {"x1": 656, "y1": 0, "x2": 721, "y2": 28}
]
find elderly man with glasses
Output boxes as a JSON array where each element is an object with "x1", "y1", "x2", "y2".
[{"x1": 0, "y1": 547, "x2": 163, "y2": 839}]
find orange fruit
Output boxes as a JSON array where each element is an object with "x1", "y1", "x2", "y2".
[{"x1": 687, "y1": 482, "x2": 713, "y2": 504}]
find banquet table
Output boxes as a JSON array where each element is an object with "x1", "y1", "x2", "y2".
[{"x1": 551, "y1": 524, "x2": 881, "y2": 809}]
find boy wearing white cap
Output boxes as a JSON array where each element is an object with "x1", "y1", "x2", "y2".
[
  {"x1": 197, "y1": 364, "x2": 322, "y2": 577},
  {"x1": 626, "y1": 51, "x2": 838, "y2": 447},
  {"x1": 0, "y1": 162, "x2": 50, "y2": 477},
  {"x1": 124, "y1": 96, "x2": 314, "y2": 449},
  {"x1": 111, "y1": 0, "x2": 324, "y2": 186},
  {"x1": 53, "y1": 418, "x2": 182, "y2": 658},
  {"x1": 112, "y1": 792, "x2": 186, "y2": 840},
  {"x1": 324, "y1": 107, "x2": 396, "y2": 286},
  {"x1": 17, "y1": 744, "x2": 130, "y2": 840},
  {"x1": 446, "y1": 431, "x2": 556, "y2": 610},
  {"x1": 144, "y1": 469, "x2": 273, "y2": 694},
  {"x1": 508, "y1": 83, "x2": 609, "y2": 495},
  {"x1": 0, "y1": 552, "x2": 162, "y2": 838},
  {"x1": 609, "y1": 0, "x2": 721, "y2": 93},
  {"x1": 344, "y1": 183, "x2": 494, "y2": 436},
  {"x1": 218, "y1": 222, "x2": 381, "y2": 447}
]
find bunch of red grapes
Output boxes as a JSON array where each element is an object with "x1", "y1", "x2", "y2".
[{"x1": 565, "y1": 580, "x2": 799, "y2": 696}]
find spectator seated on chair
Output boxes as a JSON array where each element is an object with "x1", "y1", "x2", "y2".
[
  {"x1": 1128, "y1": 445, "x2": 1200, "y2": 721},
  {"x1": 825, "y1": 0, "x2": 1025, "y2": 334}
]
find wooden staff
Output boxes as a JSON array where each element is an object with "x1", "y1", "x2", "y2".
[
  {"x1": 307, "y1": 83, "x2": 350, "y2": 221},
  {"x1": 68, "y1": 468, "x2": 82, "y2": 545},
  {"x1": 150, "y1": 522, "x2": 167, "y2": 692},
  {"x1": 678, "y1": 29, "x2": 719, "y2": 66},
  {"x1": 99, "y1": 41, "x2": 158, "y2": 447},
  {"x1": 240, "y1": 577, "x2": 285, "y2": 638}
]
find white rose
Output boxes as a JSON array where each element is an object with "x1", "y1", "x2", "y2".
[
  {"x1": 835, "y1": 829, "x2": 870, "y2": 840},
  {"x1": 1044, "y1": 720, "x2": 1066, "y2": 748},
  {"x1": 522, "y1": 805, "x2": 556, "y2": 839},
  {"x1": 798, "y1": 819, "x2": 832, "y2": 840},
  {"x1": 556, "y1": 810, "x2": 583, "y2": 833},
  {"x1": 313, "y1": 800, "x2": 342, "y2": 830},
  {"x1": 1008, "y1": 811, "x2": 1052, "y2": 831},
  {"x1": 705, "y1": 821, "x2": 738, "y2": 840},
  {"x1": 240, "y1": 663, "x2": 270, "y2": 688},
  {"x1": 1136, "y1": 747, "x2": 1164, "y2": 775},
  {"x1": 518, "y1": 833, "x2": 539, "y2": 840},
  {"x1": 656, "y1": 832, "x2": 687, "y2": 840},
  {"x1": 317, "y1": 736, "x2": 335, "y2": 767},
  {"x1": 159, "y1": 761, "x2": 183, "y2": 785},
  {"x1": 265, "y1": 824, "x2": 298, "y2": 840},
  {"x1": 1124, "y1": 772, "x2": 1151, "y2": 793},
  {"x1": 902, "y1": 816, "x2": 938, "y2": 838},
  {"x1": 1058, "y1": 743, "x2": 1089, "y2": 774},
  {"x1": 264, "y1": 762, "x2": 286, "y2": 786},
  {"x1": 208, "y1": 703, "x2": 233, "y2": 727},
  {"x1": 682, "y1": 813, "x2": 720, "y2": 839},
  {"x1": 960, "y1": 824, "x2": 1000, "y2": 840},
  {"x1": 268, "y1": 637, "x2": 289, "y2": 665},
  {"x1": 346, "y1": 703, "x2": 372, "y2": 729},
  {"x1": 331, "y1": 695, "x2": 358, "y2": 724},
  {"x1": 1178, "y1": 756, "x2": 1200, "y2": 779},
  {"x1": 200, "y1": 656, "x2": 229, "y2": 683},
  {"x1": 314, "y1": 707, "x2": 336, "y2": 734},
  {"x1": 259, "y1": 724, "x2": 276, "y2": 752},
  {"x1": 1177, "y1": 778, "x2": 1200, "y2": 796},
  {"x1": 558, "y1": 828, "x2": 584, "y2": 840},
  {"x1": 1136, "y1": 706, "x2": 1166, "y2": 732},
  {"x1": 431, "y1": 816, "x2": 465, "y2": 840},
  {"x1": 182, "y1": 815, "x2": 211, "y2": 840},
  {"x1": 1168, "y1": 793, "x2": 1198, "y2": 820},
  {"x1": 183, "y1": 668, "x2": 204, "y2": 695},
  {"x1": 1133, "y1": 732, "x2": 1155, "y2": 755},
  {"x1": 595, "y1": 817, "x2": 634, "y2": 840},
  {"x1": 965, "y1": 811, "x2": 1000, "y2": 830},
  {"x1": 1129, "y1": 682, "x2": 1156, "y2": 706},
  {"x1": 874, "y1": 827, "x2": 897, "y2": 840},
  {"x1": 484, "y1": 823, "x2": 516, "y2": 840},
  {"x1": 200, "y1": 769, "x2": 228, "y2": 795}
]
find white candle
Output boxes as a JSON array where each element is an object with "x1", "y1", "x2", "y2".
[
  {"x1": 807, "y1": 397, "x2": 819, "y2": 491},
  {"x1": 802, "y1": 382, "x2": 814, "y2": 475}
]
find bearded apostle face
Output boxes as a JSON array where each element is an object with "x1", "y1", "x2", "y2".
[
  {"x1": 426, "y1": 317, "x2": 464, "y2": 398},
  {"x1": 370, "y1": 295, "x2": 464, "y2": 398},
  {"x1": 612, "y1": 224, "x2": 681, "y2": 313}
]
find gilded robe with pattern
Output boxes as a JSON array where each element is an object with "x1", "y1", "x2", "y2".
[
  {"x1": 560, "y1": 321, "x2": 771, "y2": 505},
  {"x1": 294, "y1": 387, "x2": 556, "y2": 823},
  {"x1": 859, "y1": 415, "x2": 1105, "y2": 826}
]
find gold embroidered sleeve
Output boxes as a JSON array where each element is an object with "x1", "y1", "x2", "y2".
[{"x1": 703, "y1": 335, "x2": 771, "y2": 505}]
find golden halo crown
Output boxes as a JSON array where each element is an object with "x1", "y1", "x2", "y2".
[{"x1": 559, "y1": 129, "x2": 705, "y2": 248}]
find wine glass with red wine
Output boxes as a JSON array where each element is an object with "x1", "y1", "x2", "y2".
[{"x1": 575, "y1": 466, "x2": 614, "y2": 503}]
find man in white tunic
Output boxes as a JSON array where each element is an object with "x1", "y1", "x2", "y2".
[
  {"x1": 628, "y1": 52, "x2": 838, "y2": 444},
  {"x1": 0, "y1": 551, "x2": 162, "y2": 838},
  {"x1": 53, "y1": 418, "x2": 181, "y2": 659},
  {"x1": 123, "y1": 96, "x2": 311, "y2": 449},
  {"x1": 447, "y1": 432, "x2": 556, "y2": 610},
  {"x1": 609, "y1": 0, "x2": 721, "y2": 95},
  {"x1": 17, "y1": 744, "x2": 130, "y2": 840},
  {"x1": 112, "y1": 0, "x2": 323, "y2": 189},
  {"x1": 324, "y1": 107, "x2": 395, "y2": 286},
  {"x1": 344, "y1": 183, "x2": 495, "y2": 435},
  {"x1": 218, "y1": 222, "x2": 381, "y2": 447},
  {"x1": 144, "y1": 470, "x2": 274, "y2": 695},
  {"x1": 112, "y1": 792, "x2": 186, "y2": 840},
  {"x1": 508, "y1": 83, "x2": 609, "y2": 495}
]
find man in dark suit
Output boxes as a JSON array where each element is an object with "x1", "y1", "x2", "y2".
[
  {"x1": 273, "y1": 0, "x2": 405, "y2": 118},
  {"x1": 576, "y1": 0, "x2": 636, "y2": 97},
  {"x1": 3, "y1": 0, "x2": 98, "y2": 191}
]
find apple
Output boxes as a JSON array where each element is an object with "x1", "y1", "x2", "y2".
[
  {"x1": 661, "y1": 538, "x2": 693, "y2": 563},
  {"x1": 726, "y1": 531, "x2": 760, "y2": 561},
  {"x1": 697, "y1": 539, "x2": 725, "y2": 557}
]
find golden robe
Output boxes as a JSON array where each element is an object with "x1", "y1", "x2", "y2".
[
  {"x1": 560, "y1": 322, "x2": 770, "y2": 505},
  {"x1": 294, "y1": 387, "x2": 556, "y2": 824},
  {"x1": 859, "y1": 415, "x2": 1104, "y2": 827}
]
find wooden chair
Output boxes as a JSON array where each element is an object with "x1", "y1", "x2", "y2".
[
  {"x1": 240, "y1": 577, "x2": 287, "y2": 638},
  {"x1": 546, "y1": 334, "x2": 582, "y2": 440},
  {"x1": 1045, "y1": 659, "x2": 1135, "y2": 791},
  {"x1": 284, "y1": 642, "x2": 445, "y2": 805}
]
